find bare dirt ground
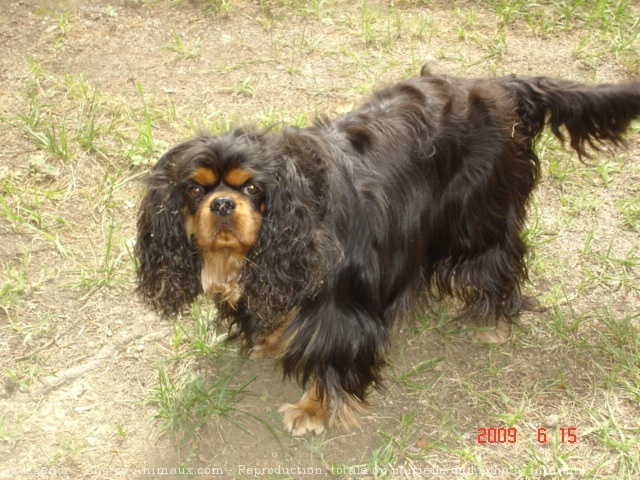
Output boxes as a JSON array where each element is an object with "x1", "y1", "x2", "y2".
[{"x1": 1, "y1": 1, "x2": 639, "y2": 479}]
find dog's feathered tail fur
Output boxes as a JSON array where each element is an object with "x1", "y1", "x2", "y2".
[{"x1": 499, "y1": 75, "x2": 640, "y2": 158}]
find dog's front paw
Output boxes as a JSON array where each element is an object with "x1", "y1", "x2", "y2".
[
  {"x1": 279, "y1": 384, "x2": 327, "y2": 436},
  {"x1": 279, "y1": 402, "x2": 326, "y2": 436}
]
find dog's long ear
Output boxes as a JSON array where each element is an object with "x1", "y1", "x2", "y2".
[
  {"x1": 240, "y1": 131, "x2": 339, "y2": 324},
  {"x1": 135, "y1": 144, "x2": 202, "y2": 316}
]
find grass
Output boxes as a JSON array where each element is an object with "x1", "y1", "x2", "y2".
[
  {"x1": 0, "y1": 261, "x2": 31, "y2": 306},
  {"x1": 1, "y1": 0, "x2": 638, "y2": 476},
  {"x1": 69, "y1": 216, "x2": 129, "y2": 296},
  {"x1": 164, "y1": 27, "x2": 202, "y2": 60},
  {"x1": 150, "y1": 302, "x2": 280, "y2": 450},
  {"x1": 152, "y1": 365, "x2": 253, "y2": 447}
]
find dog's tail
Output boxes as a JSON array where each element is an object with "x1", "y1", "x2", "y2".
[{"x1": 500, "y1": 75, "x2": 640, "y2": 158}]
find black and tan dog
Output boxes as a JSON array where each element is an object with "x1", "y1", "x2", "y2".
[{"x1": 136, "y1": 66, "x2": 640, "y2": 436}]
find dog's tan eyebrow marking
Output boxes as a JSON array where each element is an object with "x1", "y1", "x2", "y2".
[
  {"x1": 225, "y1": 168, "x2": 252, "y2": 187},
  {"x1": 190, "y1": 167, "x2": 218, "y2": 186}
]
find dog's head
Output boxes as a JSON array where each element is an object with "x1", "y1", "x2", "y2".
[
  {"x1": 179, "y1": 137, "x2": 267, "y2": 304},
  {"x1": 135, "y1": 131, "x2": 268, "y2": 313},
  {"x1": 135, "y1": 129, "x2": 336, "y2": 318}
]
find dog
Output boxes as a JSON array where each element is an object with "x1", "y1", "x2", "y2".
[{"x1": 135, "y1": 65, "x2": 640, "y2": 436}]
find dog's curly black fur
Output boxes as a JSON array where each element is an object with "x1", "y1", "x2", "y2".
[{"x1": 136, "y1": 66, "x2": 640, "y2": 435}]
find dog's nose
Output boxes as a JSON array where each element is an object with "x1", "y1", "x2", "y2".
[{"x1": 211, "y1": 196, "x2": 236, "y2": 217}]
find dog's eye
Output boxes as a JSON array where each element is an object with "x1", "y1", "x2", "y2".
[
  {"x1": 187, "y1": 186, "x2": 205, "y2": 199},
  {"x1": 243, "y1": 184, "x2": 260, "y2": 196}
]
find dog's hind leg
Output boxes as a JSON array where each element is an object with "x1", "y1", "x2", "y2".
[{"x1": 451, "y1": 234, "x2": 528, "y2": 344}]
